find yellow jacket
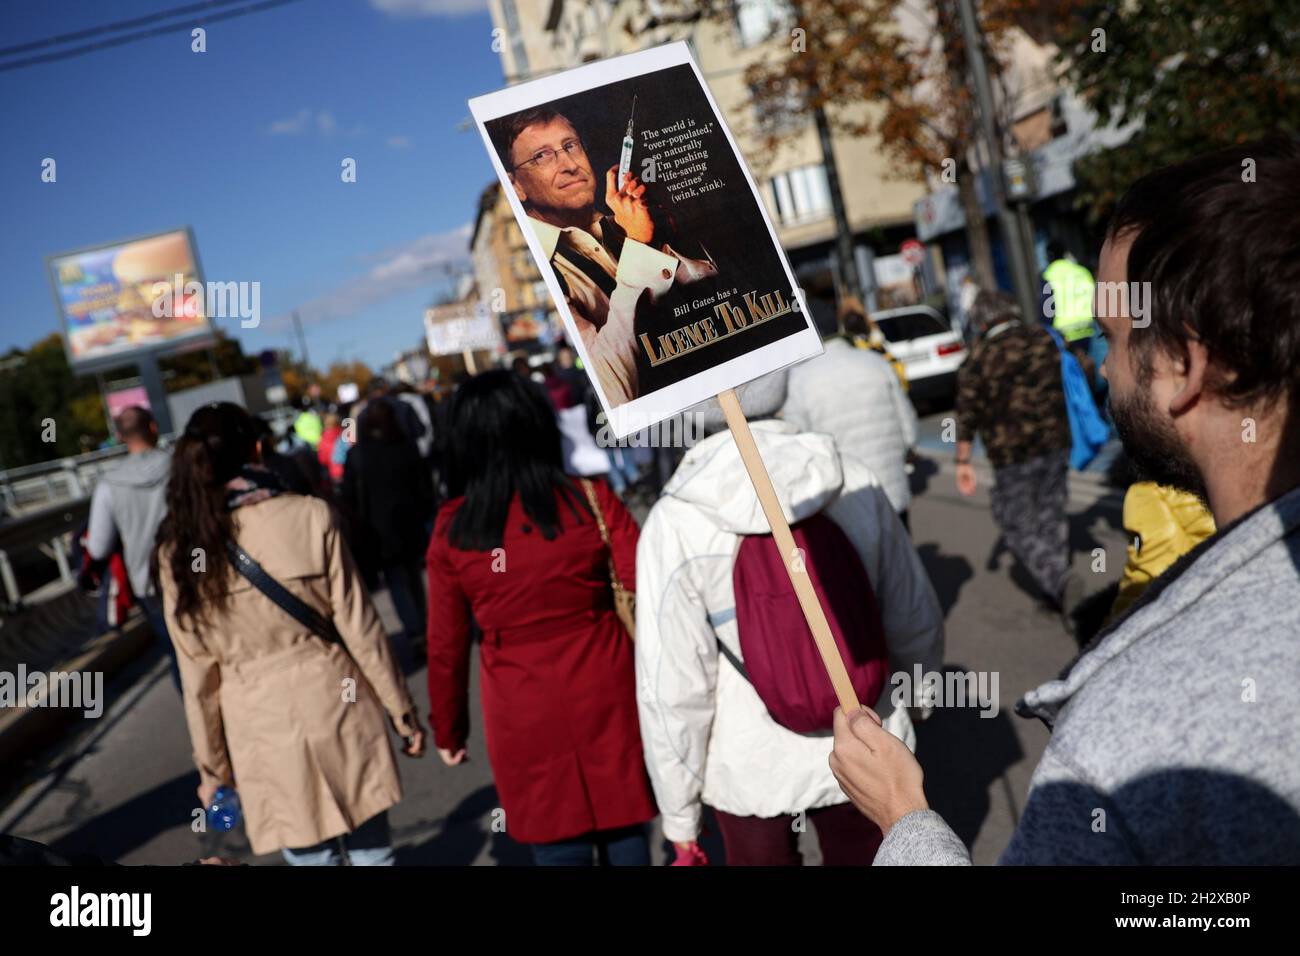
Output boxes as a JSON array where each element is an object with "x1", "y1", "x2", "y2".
[{"x1": 1111, "y1": 482, "x2": 1216, "y2": 618}]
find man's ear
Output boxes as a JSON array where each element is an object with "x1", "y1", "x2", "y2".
[
  {"x1": 1168, "y1": 335, "x2": 1210, "y2": 416},
  {"x1": 509, "y1": 173, "x2": 527, "y2": 204}
]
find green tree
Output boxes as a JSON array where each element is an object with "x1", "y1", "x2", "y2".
[
  {"x1": 0, "y1": 334, "x2": 105, "y2": 468},
  {"x1": 319, "y1": 361, "x2": 374, "y2": 403},
  {"x1": 0, "y1": 332, "x2": 268, "y2": 469},
  {"x1": 1057, "y1": 1, "x2": 1300, "y2": 223},
  {"x1": 159, "y1": 331, "x2": 259, "y2": 392}
]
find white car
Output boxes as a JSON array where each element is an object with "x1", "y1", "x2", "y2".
[{"x1": 870, "y1": 305, "x2": 966, "y2": 408}]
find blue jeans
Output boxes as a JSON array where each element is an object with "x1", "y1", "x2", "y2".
[
  {"x1": 383, "y1": 563, "x2": 425, "y2": 640},
  {"x1": 281, "y1": 811, "x2": 395, "y2": 866},
  {"x1": 138, "y1": 594, "x2": 181, "y2": 694},
  {"x1": 531, "y1": 825, "x2": 650, "y2": 866}
]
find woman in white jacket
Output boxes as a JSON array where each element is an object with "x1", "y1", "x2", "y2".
[{"x1": 635, "y1": 372, "x2": 944, "y2": 865}]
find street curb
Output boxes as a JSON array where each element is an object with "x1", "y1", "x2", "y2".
[{"x1": 0, "y1": 612, "x2": 154, "y2": 770}]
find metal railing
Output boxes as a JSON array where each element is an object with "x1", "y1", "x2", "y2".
[
  {"x1": 0, "y1": 443, "x2": 178, "y2": 608},
  {"x1": 0, "y1": 437, "x2": 173, "y2": 516},
  {"x1": 0, "y1": 497, "x2": 91, "y2": 608}
]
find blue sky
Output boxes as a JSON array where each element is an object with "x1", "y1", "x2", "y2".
[{"x1": 0, "y1": 0, "x2": 503, "y2": 372}]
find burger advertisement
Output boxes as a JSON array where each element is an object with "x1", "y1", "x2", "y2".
[{"x1": 47, "y1": 228, "x2": 213, "y2": 370}]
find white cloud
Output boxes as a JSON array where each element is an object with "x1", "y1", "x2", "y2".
[
  {"x1": 268, "y1": 109, "x2": 352, "y2": 137},
  {"x1": 368, "y1": 0, "x2": 488, "y2": 17},
  {"x1": 268, "y1": 224, "x2": 472, "y2": 331},
  {"x1": 386, "y1": 135, "x2": 412, "y2": 149},
  {"x1": 268, "y1": 108, "x2": 312, "y2": 135}
]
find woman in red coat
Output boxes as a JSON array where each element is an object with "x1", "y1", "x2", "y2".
[{"x1": 425, "y1": 370, "x2": 656, "y2": 864}]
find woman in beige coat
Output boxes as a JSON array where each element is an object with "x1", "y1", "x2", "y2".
[{"x1": 154, "y1": 402, "x2": 425, "y2": 864}]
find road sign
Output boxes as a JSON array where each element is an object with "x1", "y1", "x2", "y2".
[
  {"x1": 1003, "y1": 156, "x2": 1038, "y2": 201},
  {"x1": 900, "y1": 239, "x2": 926, "y2": 268}
]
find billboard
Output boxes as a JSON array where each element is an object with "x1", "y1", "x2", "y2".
[{"x1": 47, "y1": 228, "x2": 214, "y2": 371}]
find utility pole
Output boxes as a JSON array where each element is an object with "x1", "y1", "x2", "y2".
[
  {"x1": 292, "y1": 310, "x2": 311, "y2": 376},
  {"x1": 956, "y1": 0, "x2": 1040, "y2": 324},
  {"x1": 813, "y1": 102, "x2": 863, "y2": 306}
]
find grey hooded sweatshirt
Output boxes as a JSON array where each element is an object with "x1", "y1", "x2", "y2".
[
  {"x1": 876, "y1": 484, "x2": 1300, "y2": 865},
  {"x1": 86, "y1": 447, "x2": 172, "y2": 598}
]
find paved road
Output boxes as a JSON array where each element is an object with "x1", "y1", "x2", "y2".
[{"x1": 0, "y1": 419, "x2": 1129, "y2": 865}]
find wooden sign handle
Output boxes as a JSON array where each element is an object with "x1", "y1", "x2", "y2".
[{"x1": 717, "y1": 388, "x2": 861, "y2": 716}]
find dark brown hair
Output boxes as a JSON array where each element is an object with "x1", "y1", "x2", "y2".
[
  {"x1": 1106, "y1": 136, "x2": 1300, "y2": 406},
  {"x1": 152, "y1": 402, "x2": 259, "y2": 629},
  {"x1": 114, "y1": 406, "x2": 155, "y2": 442}
]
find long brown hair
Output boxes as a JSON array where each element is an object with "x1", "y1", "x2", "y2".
[{"x1": 152, "y1": 402, "x2": 260, "y2": 630}]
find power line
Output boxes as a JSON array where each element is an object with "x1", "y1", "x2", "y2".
[
  {"x1": 0, "y1": 0, "x2": 255, "y2": 58},
  {"x1": 0, "y1": 0, "x2": 309, "y2": 73}
]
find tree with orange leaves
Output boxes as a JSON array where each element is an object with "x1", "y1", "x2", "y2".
[
  {"x1": 756, "y1": 0, "x2": 1059, "y2": 289},
  {"x1": 691, "y1": 0, "x2": 1073, "y2": 290}
]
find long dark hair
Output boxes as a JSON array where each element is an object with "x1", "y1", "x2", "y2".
[
  {"x1": 152, "y1": 402, "x2": 260, "y2": 629},
  {"x1": 444, "y1": 369, "x2": 587, "y2": 551}
]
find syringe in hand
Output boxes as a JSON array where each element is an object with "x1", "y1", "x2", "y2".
[{"x1": 618, "y1": 95, "x2": 637, "y2": 190}]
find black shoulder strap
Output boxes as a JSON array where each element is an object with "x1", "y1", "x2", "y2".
[
  {"x1": 225, "y1": 539, "x2": 343, "y2": 645},
  {"x1": 715, "y1": 635, "x2": 751, "y2": 684}
]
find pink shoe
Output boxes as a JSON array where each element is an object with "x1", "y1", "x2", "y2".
[{"x1": 670, "y1": 842, "x2": 709, "y2": 866}]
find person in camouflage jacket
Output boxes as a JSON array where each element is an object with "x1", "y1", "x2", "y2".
[{"x1": 953, "y1": 290, "x2": 1078, "y2": 621}]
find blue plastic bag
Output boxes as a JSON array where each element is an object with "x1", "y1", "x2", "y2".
[{"x1": 1047, "y1": 327, "x2": 1110, "y2": 470}]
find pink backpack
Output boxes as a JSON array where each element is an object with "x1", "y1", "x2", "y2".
[{"x1": 729, "y1": 512, "x2": 889, "y2": 733}]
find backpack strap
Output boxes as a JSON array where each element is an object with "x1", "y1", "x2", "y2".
[
  {"x1": 225, "y1": 539, "x2": 343, "y2": 646},
  {"x1": 705, "y1": 607, "x2": 752, "y2": 682},
  {"x1": 714, "y1": 634, "x2": 751, "y2": 683}
]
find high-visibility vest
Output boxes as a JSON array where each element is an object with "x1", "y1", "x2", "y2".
[
  {"x1": 1044, "y1": 258, "x2": 1096, "y2": 341},
  {"x1": 293, "y1": 410, "x2": 323, "y2": 449}
]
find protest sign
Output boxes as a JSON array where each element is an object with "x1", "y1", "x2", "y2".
[{"x1": 468, "y1": 41, "x2": 824, "y2": 441}]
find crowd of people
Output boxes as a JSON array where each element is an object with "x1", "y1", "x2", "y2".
[{"x1": 72, "y1": 137, "x2": 1300, "y2": 866}]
